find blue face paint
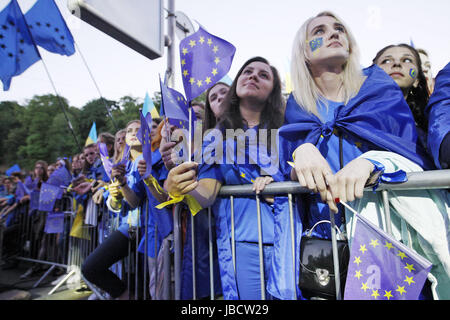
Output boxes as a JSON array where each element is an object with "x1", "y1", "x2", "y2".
[
  {"x1": 309, "y1": 37, "x2": 323, "y2": 52},
  {"x1": 409, "y1": 68, "x2": 417, "y2": 79}
]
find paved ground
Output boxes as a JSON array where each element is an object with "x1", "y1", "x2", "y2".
[{"x1": 0, "y1": 258, "x2": 91, "y2": 300}]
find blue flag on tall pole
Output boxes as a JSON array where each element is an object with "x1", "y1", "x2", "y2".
[
  {"x1": 344, "y1": 213, "x2": 432, "y2": 300},
  {"x1": 24, "y1": 0, "x2": 75, "y2": 56},
  {"x1": 138, "y1": 110, "x2": 152, "y2": 179},
  {"x1": 0, "y1": 0, "x2": 41, "y2": 91},
  {"x1": 159, "y1": 78, "x2": 196, "y2": 129},
  {"x1": 179, "y1": 26, "x2": 236, "y2": 101}
]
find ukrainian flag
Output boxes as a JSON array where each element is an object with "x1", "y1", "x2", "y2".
[
  {"x1": 85, "y1": 122, "x2": 97, "y2": 146},
  {"x1": 143, "y1": 92, "x2": 160, "y2": 119}
]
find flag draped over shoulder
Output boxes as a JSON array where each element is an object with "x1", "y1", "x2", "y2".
[
  {"x1": 98, "y1": 142, "x2": 113, "y2": 180},
  {"x1": 179, "y1": 26, "x2": 236, "y2": 101},
  {"x1": 85, "y1": 122, "x2": 97, "y2": 145},
  {"x1": 159, "y1": 78, "x2": 196, "y2": 129},
  {"x1": 344, "y1": 213, "x2": 432, "y2": 300},
  {"x1": 24, "y1": 0, "x2": 75, "y2": 56},
  {"x1": 138, "y1": 111, "x2": 152, "y2": 179},
  {"x1": 0, "y1": 0, "x2": 41, "y2": 91}
]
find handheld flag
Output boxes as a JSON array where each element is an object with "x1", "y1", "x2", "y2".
[
  {"x1": 38, "y1": 182, "x2": 60, "y2": 212},
  {"x1": 0, "y1": 0, "x2": 41, "y2": 91},
  {"x1": 344, "y1": 213, "x2": 432, "y2": 300},
  {"x1": 44, "y1": 212, "x2": 65, "y2": 233},
  {"x1": 159, "y1": 78, "x2": 196, "y2": 129},
  {"x1": 98, "y1": 142, "x2": 113, "y2": 180},
  {"x1": 47, "y1": 166, "x2": 72, "y2": 188},
  {"x1": 85, "y1": 122, "x2": 97, "y2": 145},
  {"x1": 6, "y1": 164, "x2": 21, "y2": 176},
  {"x1": 179, "y1": 26, "x2": 236, "y2": 101},
  {"x1": 24, "y1": 0, "x2": 75, "y2": 56},
  {"x1": 143, "y1": 92, "x2": 160, "y2": 119},
  {"x1": 138, "y1": 111, "x2": 153, "y2": 179}
]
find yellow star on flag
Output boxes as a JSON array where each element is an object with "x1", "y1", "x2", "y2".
[
  {"x1": 361, "y1": 282, "x2": 369, "y2": 292},
  {"x1": 371, "y1": 289, "x2": 380, "y2": 299},
  {"x1": 369, "y1": 239, "x2": 380, "y2": 248},
  {"x1": 196, "y1": 79, "x2": 203, "y2": 87},
  {"x1": 354, "y1": 270, "x2": 363, "y2": 280},
  {"x1": 355, "y1": 141, "x2": 362, "y2": 148},
  {"x1": 384, "y1": 241, "x2": 394, "y2": 250},
  {"x1": 181, "y1": 59, "x2": 186, "y2": 66},
  {"x1": 359, "y1": 244, "x2": 368, "y2": 254},
  {"x1": 212, "y1": 68, "x2": 218, "y2": 76},
  {"x1": 397, "y1": 251, "x2": 407, "y2": 260},
  {"x1": 384, "y1": 290, "x2": 393, "y2": 300},
  {"x1": 396, "y1": 285, "x2": 406, "y2": 295},
  {"x1": 189, "y1": 77, "x2": 195, "y2": 85},
  {"x1": 205, "y1": 77, "x2": 212, "y2": 84},
  {"x1": 207, "y1": 38, "x2": 212, "y2": 45},
  {"x1": 189, "y1": 40, "x2": 196, "y2": 47},
  {"x1": 182, "y1": 48, "x2": 188, "y2": 55},
  {"x1": 213, "y1": 45, "x2": 219, "y2": 53},
  {"x1": 183, "y1": 70, "x2": 189, "y2": 77},
  {"x1": 404, "y1": 263, "x2": 415, "y2": 273},
  {"x1": 404, "y1": 275, "x2": 415, "y2": 285},
  {"x1": 240, "y1": 172, "x2": 246, "y2": 178},
  {"x1": 214, "y1": 57, "x2": 220, "y2": 65},
  {"x1": 199, "y1": 36, "x2": 205, "y2": 44},
  {"x1": 353, "y1": 256, "x2": 362, "y2": 266}
]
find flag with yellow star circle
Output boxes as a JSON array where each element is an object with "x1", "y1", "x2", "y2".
[{"x1": 344, "y1": 213, "x2": 432, "y2": 300}]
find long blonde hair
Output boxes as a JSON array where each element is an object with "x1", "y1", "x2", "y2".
[{"x1": 290, "y1": 11, "x2": 365, "y2": 116}]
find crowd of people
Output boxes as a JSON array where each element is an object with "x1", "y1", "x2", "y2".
[{"x1": 1, "y1": 11, "x2": 449, "y2": 300}]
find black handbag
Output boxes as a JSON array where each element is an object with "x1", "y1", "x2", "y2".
[{"x1": 299, "y1": 220, "x2": 350, "y2": 300}]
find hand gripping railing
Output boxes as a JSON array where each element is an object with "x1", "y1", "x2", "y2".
[{"x1": 172, "y1": 169, "x2": 450, "y2": 300}]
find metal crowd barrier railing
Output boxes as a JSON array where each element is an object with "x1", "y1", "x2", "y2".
[{"x1": 172, "y1": 169, "x2": 450, "y2": 300}]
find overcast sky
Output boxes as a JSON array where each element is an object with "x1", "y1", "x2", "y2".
[{"x1": 1, "y1": 0, "x2": 450, "y2": 109}]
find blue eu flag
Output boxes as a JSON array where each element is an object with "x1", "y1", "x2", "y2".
[
  {"x1": 25, "y1": 0, "x2": 75, "y2": 56},
  {"x1": 98, "y1": 142, "x2": 113, "y2": 180},
  {"x1": 179, "y1": 26, "x2": 236, "y2": 101},
  {"x1": 0, "y1": 0, "x2": 41, "y2": 90},
  {"x1": 159, "y1": 78, "x2": 196, "y2": 129},
  {"x1": 38, "y1": 182, "x2": 60, "y2": 212}
]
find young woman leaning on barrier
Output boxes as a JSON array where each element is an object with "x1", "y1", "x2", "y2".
[
  {"x1": 164, "y1": 56, "x2": 288, "y2": 300},
  {"x1": 277, "y1": 11, "x2": 449, "y2": 299},
  {"x1": 81, "y1": 120, "x2": 168, "y2": 299}
]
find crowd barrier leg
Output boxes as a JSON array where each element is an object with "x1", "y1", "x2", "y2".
[
  {"x1": 143, "y1": 201, "x2": 148, "y2": 300},
  {"x1": 173, "y1": 204, "x2": 182, "y2": 300},
  {"x1": 191, "y1": 212, "x2": 196, "y2": 300},
  {"x1": 255, "y1": 195, "x2": 266, "y2": 300},
  {"x1": 163, "y1": 234, "x2": 172, "y2": 299},
  {"x1": 329, "y1": 208, "x2": 342, "y2": 300},
  {"x1": 208, "y1": 207, "x2": 215, "y2": 300},
  {"x1": 0, "y1": 222, "x2": 4, "y2": 266},
  {"x1": 230, "y1": 196, "x2": 236, "y2": 274},
  {"x1": 381, "y1": 190, "x2": 393, "y2": 235},
  {"x1": 287, "y1": 193, "x2": 297, "y2": 300}
]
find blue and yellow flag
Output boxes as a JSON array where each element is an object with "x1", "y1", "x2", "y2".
[
  {"x1": 25, "y1": 0, "x2": 75, "y2": 56},
  {"x1": 143, "y1": 92, "x2": 159, "y2": 119},
  {"x1": 179, "y1": 26, "x2": 236, "y2": 101},
  {"x1": 344, "y1": 213, "x2": 432, "y2": 300},
  {"x1": 85, "y1": 122, "x2": 97, "y2": 146},
  {"x1": 0, "y1": 0, "x2": 41, "y2": 91}
]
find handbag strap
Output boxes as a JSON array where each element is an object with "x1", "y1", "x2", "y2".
[{"x1": 307, "y1": 220, "x2": 342, "y2": 237}]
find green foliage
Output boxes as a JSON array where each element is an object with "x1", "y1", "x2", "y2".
[{"x1": 0, "y1": 94, "x2": 145, "y2": 172}]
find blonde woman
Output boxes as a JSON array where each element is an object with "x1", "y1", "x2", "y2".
[{"x1": 277, "y1": 11, "x2": 446, "y2": 299}]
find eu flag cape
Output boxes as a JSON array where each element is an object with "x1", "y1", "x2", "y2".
[
  {"x1": 425, "y1": 61, "x2": 450, "y2": 169},
  {"x1": 278, "y1": 64, "x2": 434, "y2": 176}
]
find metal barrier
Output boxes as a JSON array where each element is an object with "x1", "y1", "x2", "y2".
[{"x1": 172, "y1": 169, "x2": 450, "y2": 300}]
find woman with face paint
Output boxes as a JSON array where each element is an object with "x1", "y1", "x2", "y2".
[
  {"x1": 279, "y1": 11, "x2": 450, "y2": 299},
  {"x1": 374, "y1": 44, "x2": 430, "y2": 148}
]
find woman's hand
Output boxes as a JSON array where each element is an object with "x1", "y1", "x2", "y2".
[
  {"x1": 332, "y1": 158, "x2": 374, "y2": 203},
  {"x1": 111, "y1": 164, "x2": 126, "y2": 185},
  {"x1": 137, "y1": 160, "x2": 147, "y2": 177},
  {"x1": 108, "y1": 180, "x2": 123, "y2": 200},
  {"x1": 252, "y1": 176, "x2": 274, "y2": 204},
  {"x1": 92, "y1": 188, "x2": 104, "y2": 204},
  {"x1": 166, "y1": 162, "x2": 199, "y2": 197}
]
